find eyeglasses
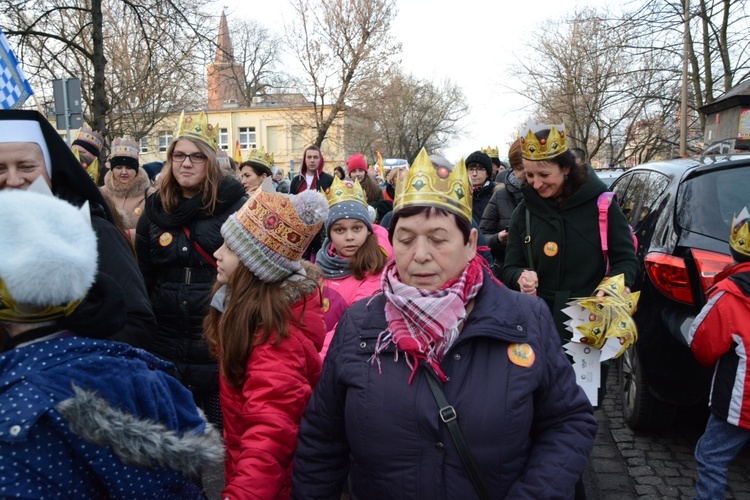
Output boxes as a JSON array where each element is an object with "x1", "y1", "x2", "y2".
[
  {"x1": 467, "y1": 166, "x2": 486, "y2": 173},
  {"x1": 172, "y1": 152, "x2": 207, "y2": 164}
]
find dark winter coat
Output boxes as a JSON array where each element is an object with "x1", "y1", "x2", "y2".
[
  {"x1": 0, "y1": 110, "x2": 156, "y2": 349},
  {"x1": 135, "y1": 177, "x2": 246, "y2": 399},
  {"x1": 0, "y1": 334, "x2": 223, "y2": 498},
  {"x1": 471, "y1": 180, "x2": 496, "y2": 225},
  {"x1": 502, "y1": 167, "x2": 639, "y2": 339},
  {"x1": 480, "y1": 170, "x2": 524, "y2": 272},
  {"x1": 292, "y1": 272, "x2": 597, "y2": 499}
]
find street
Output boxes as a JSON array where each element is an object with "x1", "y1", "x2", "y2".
[{"x1": 585, "y1": 361, "x2": 750, "y2": 499}]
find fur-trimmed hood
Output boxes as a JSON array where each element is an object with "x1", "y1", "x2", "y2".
[
  {"x1": 58, "y1": 384, "x2": 223, "y2": 476},
  {"x1": 102, "y1": 167, "x2": 152, "y2": 199}
]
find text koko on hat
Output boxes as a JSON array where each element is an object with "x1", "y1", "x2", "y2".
[{"x1": 221, "y1": 181, "x2": 329, "y2": 283}]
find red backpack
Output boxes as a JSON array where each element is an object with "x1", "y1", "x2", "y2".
[{"x1": 598, "y1": 192, "x2": 638, "y2": 272}]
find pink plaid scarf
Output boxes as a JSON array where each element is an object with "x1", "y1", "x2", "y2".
[{"x1": 373, "y1": 254, "x2": 485, "y2": 383}]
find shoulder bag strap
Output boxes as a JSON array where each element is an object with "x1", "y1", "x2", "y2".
[
  {"x1": 422, "y1": 363, "x2": 491, "y2": 500},
  {"x1": 182, "y1": 226, "x2": 218, "y2": 269},
  {"x1": 524, "y1": 207, "x2": 534, "y2": 271}
]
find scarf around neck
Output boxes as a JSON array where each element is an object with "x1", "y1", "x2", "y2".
[
  {"x1": 315, "y1": 238, "x2": 352, "y2": 279},
  {"x1": 145, "y1": 176, "x2": 245, "y2": 228},
  {"x1": 373, "y1": 254, "x2": 485, "y2": 383}
]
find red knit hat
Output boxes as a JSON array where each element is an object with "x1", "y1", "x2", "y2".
[{"x1": 346, "y1": 154, "x2": 367, "y2": 175}]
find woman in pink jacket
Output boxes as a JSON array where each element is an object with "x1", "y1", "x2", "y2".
[
  {"x1": 316, "y1": 177, "x2": 393, "y2": 357},
  {"x1": 203, "y1": 182, "x2": 328, "y2": 499}
]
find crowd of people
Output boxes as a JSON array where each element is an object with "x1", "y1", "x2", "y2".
[{"x1": 7, "y1": 107, "x2": 739, "y2": 499}]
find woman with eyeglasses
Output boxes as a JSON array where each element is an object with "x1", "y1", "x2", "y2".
[{"x1": 135, "y1": 111, "x2": 246, "y2": 434}]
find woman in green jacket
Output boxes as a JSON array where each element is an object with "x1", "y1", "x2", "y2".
[{"x1": 502, "y1": 123, "x2": 638, "y2": 341}]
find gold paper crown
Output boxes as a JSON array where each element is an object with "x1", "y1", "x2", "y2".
[
  {"x1": 393, "y1": 148, "x2": 472, "y2": 222},
  {"x1": 174, "y1": 110, "x2": 219, "y2": 151},
  {"x1": 481, "y1": 145, "x2": 499, "y2": 158},
  {"x1": 246, "y1": 145, "x2": 274, "y2": 168},
  {"x1": 730, "y1": 208, "x2": 750, "y2": 261},
  {"x1": 0, "y1": 278, "x2": 84, "y2": 324},
  {"x1": 326, "y1": 176, "x2": 367, "y2": 207},
  {"x1": 71, "y1": 147, "x2": 99, "y2": 183},
  {"x1": 520, "y1": 123, "x2": 569, "y2": 161}
]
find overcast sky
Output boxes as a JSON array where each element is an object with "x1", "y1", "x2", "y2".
[{"x1": 224, "y1": 0, "x2": 597, "y2": 162}]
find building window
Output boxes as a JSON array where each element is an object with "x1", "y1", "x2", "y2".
[
  {"x1": 239, "y1": 127, "x2": 256, "y2": 149},
  {"x1": 219, "y1": 128, "x2": 229, "y2": 150},
  {"x1": 158, "y1": 132, "x2": 172, "y2": 153},
  {"x1": 139, "y1": 137, "x2": 149, "y2": 153}
]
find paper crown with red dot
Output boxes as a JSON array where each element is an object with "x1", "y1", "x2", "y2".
[
  {"x1": 221, "y1": 180, "x2": 329, "y2": 283},
  {"x1": 393, "y1": 148, "x2": 472, "y2": 223},
  {"x1": 520, "y1": 120, "x2": 569, "y2": 161},
  {"x1": 245, "y1": 145, "x2": 274, "y2": 169},
  {"x1": 174, "y1": 110, "x2": 219, "y2": 151}
]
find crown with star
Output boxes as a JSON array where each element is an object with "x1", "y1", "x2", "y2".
[
  {"x1": 393, "y1": 148, "x2": 472, "y2": 223},
  {"x1": 174, "y1": 110, "x2": 219, "y2": 151},
  {"x1": 520, "y1": 120, "x2": 569, "y2": 161}
]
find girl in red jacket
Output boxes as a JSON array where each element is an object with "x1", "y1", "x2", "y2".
[
  {"x1": 204, "y1": 181, "x2": 328, "y2": 499},
  {"x1": 315, "y1": 177, "x2": 392, "y2": 357}
]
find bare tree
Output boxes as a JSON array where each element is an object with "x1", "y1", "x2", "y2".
[
  {"x1": 1, "y1": 0, "x2": 214, "y2": 144},
  {"x1": 514, "y1": 8, "x2": 680, "y2": 165},
  {"x1": 627, "y1": 0, "x2": 750, "y2": 132},
  {"x1": 285, "y1": 0, "x2": 400, "y2": 147},
  {"x1": 348, "y1": 68, "x2": 468, "y2": 163}
]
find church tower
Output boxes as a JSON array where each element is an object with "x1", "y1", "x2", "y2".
[{"x1": 207, "y1": 12, "x2": 246, "y2": 110}]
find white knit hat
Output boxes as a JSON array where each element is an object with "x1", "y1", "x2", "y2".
[
  {"x1": 0, "y1": 189, "x2": 97, "y2": 323},
  {"x1": 221, "y1": 180, "x2": 328, "y2": 283}
]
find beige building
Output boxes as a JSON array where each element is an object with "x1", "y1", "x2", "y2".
[{"x1": 137, "y1": 104, "x2": 346, "y2": 177}]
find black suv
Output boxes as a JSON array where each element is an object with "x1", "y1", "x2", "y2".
[{"x1": 609, "y1": 154, "x2": 750, "y2": 430}]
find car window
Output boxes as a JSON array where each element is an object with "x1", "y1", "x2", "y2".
[
  {"x1": 635, "y1": 172, "x2": 670, "y2": 227},
  {"x1": 677, "y1": 165, "x2": 750, "y2": 242},
  {"x1": 614, "y1": 172, "x2": 649, "y2": 225}
]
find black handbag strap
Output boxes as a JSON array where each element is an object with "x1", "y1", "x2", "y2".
[
  {"x1": 524, "y1": 207, "x2": 534, "y2": 271},
  {"x1": 422, "y1": 364, "x2": 491, "y2": 500}
]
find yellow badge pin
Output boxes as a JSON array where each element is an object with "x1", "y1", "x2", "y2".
[
  {"x1": 159, "y1": 232, "x2": 173, "y2": 246},
  {"x1": 508, "y1": 343, "x2": 535, "y2": 368}
]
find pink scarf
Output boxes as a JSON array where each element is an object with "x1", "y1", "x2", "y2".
[{"x1": 373, "y1": 255, "x2": 485, "y2": 383}]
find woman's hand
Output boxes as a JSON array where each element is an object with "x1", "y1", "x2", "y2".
[{"x1": 518, "y1": 269, "x2": 538, "y2": 295}]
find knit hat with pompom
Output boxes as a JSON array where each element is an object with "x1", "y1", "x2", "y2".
[{"x1": 221, "y1": 179, "x2": 329, "y2": 282}]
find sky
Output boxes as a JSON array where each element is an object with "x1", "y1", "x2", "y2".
[{"x1": 223, "y1": 0, "x2": 596, "y2": 163}]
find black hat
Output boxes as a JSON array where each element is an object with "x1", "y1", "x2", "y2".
[{"x1": 465, "y1": 150, "x2": 493, "y2": 178}]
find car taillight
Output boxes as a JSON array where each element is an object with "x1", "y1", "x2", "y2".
[
  {"x1": 691, "y1": 248, "x2": 733, "y2": 293},
  {"x1": 645, "y1": 252, "x2": 694, "y2": 305}
]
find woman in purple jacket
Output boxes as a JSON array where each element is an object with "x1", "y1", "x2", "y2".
[{"x1": 292, "y1": 149, "x2": 597, "y2": 499}]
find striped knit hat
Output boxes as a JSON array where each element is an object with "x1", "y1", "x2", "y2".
[{"x1": 221, "y1": 180, "x2": 328, "y2": 283}]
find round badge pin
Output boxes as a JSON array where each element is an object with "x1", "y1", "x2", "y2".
[
  {"x1": 543, "y1": 241, "x2": 559, "y2": 257},
  {"x1": 508, "y1": 343, "x2": 535, "y2": 367},
  {"x1": 134, "y1": 207, "x2": 143, "y2": 216},
  {"x1": 159, "y1": 232, "x2": 173, "y2": 246}
]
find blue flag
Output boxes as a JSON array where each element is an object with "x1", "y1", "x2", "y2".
[{"x1": 0, "y1": 28, "x2": 34, "y2": 110}]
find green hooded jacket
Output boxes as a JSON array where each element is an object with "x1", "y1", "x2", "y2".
[{"x1": 502, "y1": 167, "x2": 639, "y2": 340}]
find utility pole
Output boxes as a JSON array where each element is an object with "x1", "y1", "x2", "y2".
[{"x1": 680, "y1": 0, "x2": 690, "y2": 157}]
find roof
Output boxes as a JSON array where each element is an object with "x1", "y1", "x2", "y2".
[{"x1": 699, "y1": 80, "x2": 750, "y2": 115}]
